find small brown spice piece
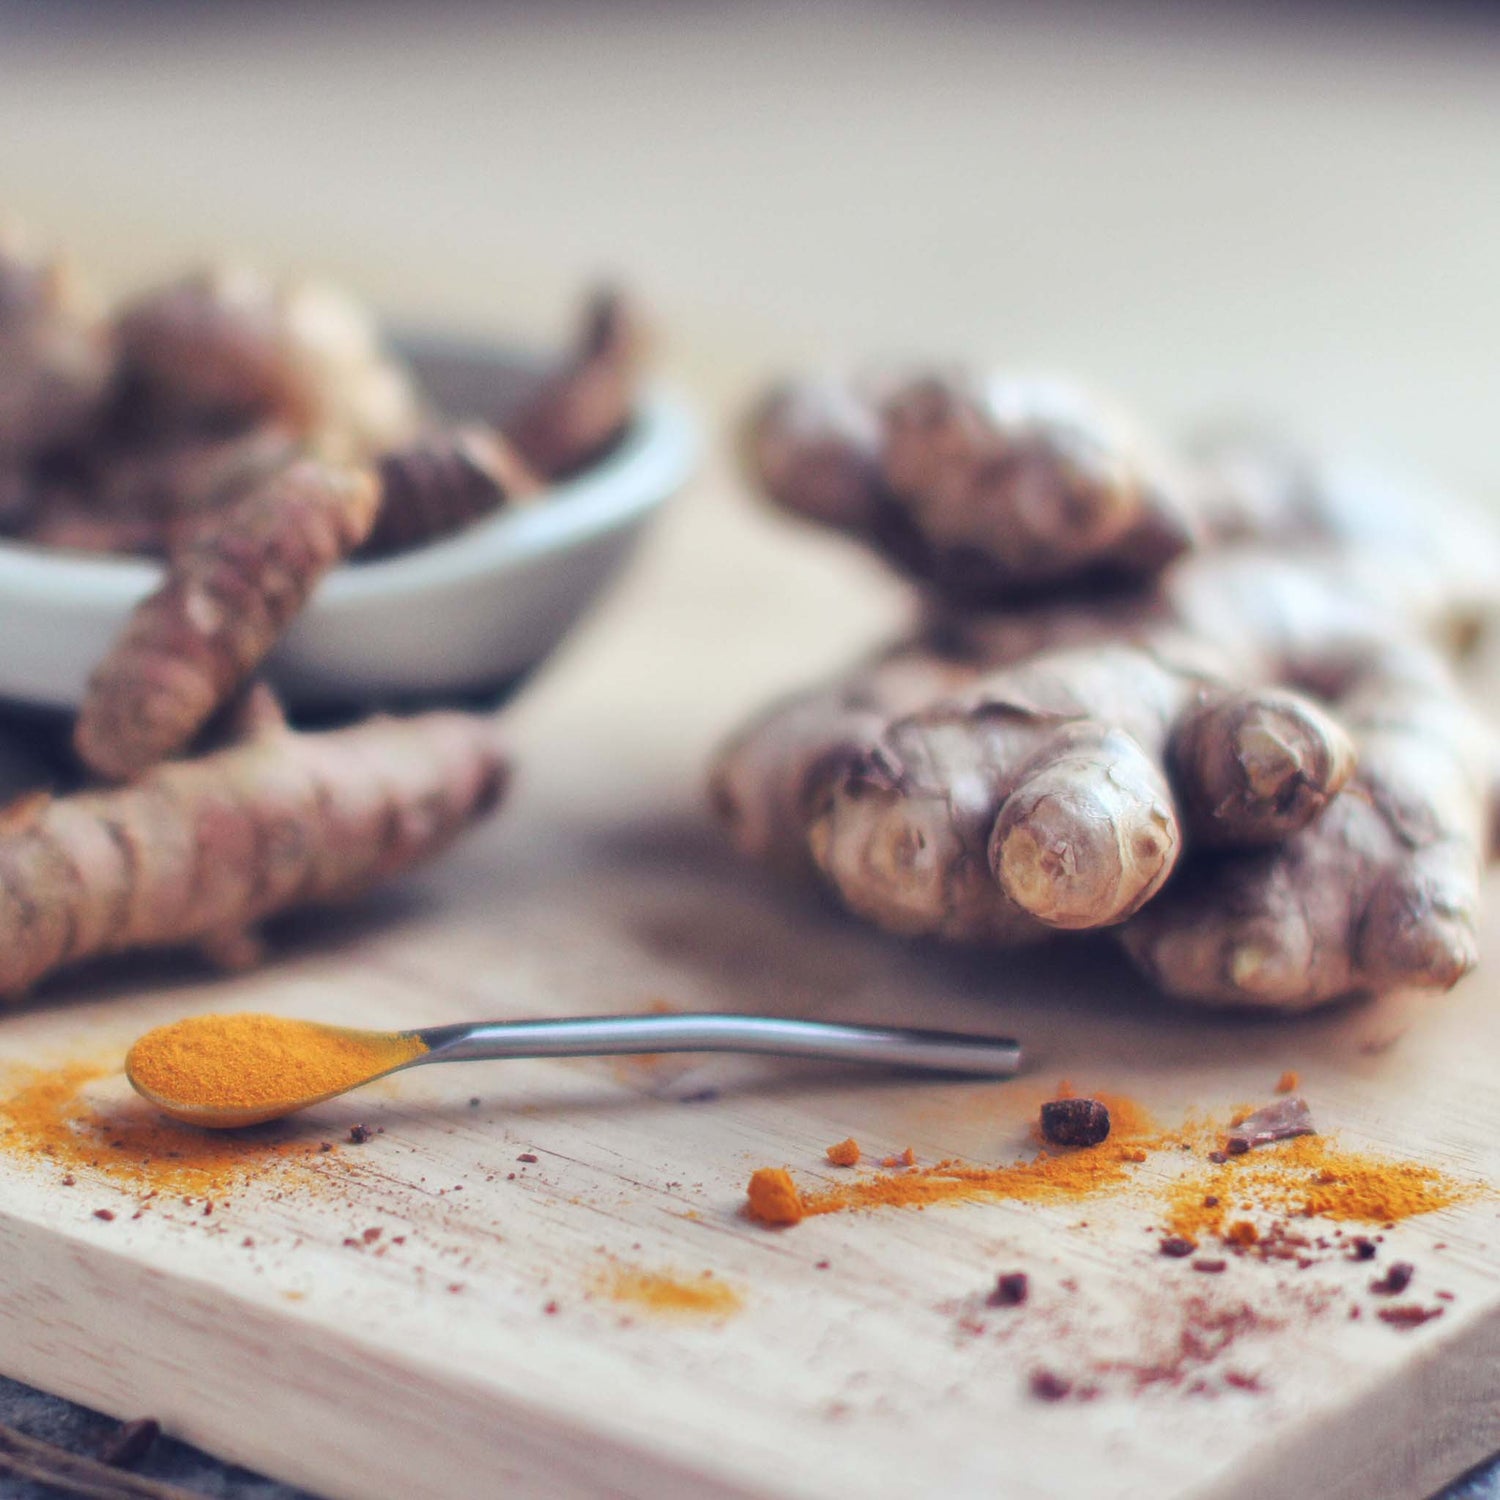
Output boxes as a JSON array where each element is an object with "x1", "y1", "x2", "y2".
[
  {"x1": 1370, "y1": 1261, "x2": 1414, "y2": 1296},
  {"x1": 1040, "y1": 1097, "x2": 1111, "y2": 1148},
  {"x1": 96, "y1": 1417, "x2": 160, "y2": 1469},
  {"x1": 988, "y1": 1272, "x2": 1030, "y2": 1307},
  {"x1": 92, "y1": 1208, "x2": 115, "y2": 1221},
  {"x1": 1224, "y1": 1220, "x2": 1259, "y2": 1248},
  {"x1": 1377, "y1": 1304, "x2": 1443, "y2": 1330},
  {"x1": 746, "y1": 1167, "x2": 805, "y2": 1226},
  {"x1": 825, "y1": 1138, "x2": 861, "y2": 1167},
  {"x1": 1275, "y1": 1070, "x2": 1300, "y2": 1094},
  {"x1": 1225, "y1": 1095, "x2": 1315, "y2": 1154},
  {"x1": 1028, "y1": 1369, "x2": 1073, "y2": 1402},
  {"x1": 361, "y1": 1227, "x2": 381, "y2": 1244},
  {"x1": 517, "y1": 1153, "x2": 539, "y2": 1164},
  {"x1": 348, "y1": 1124, "x2": 373, "y2": 1144},
  {"x1": 1160, "y1": 1236, "x2": 1197, "y2": 1258},
  {"x1": 543, "y1": 1300, "x2": 560, "y2": 1316},
  {"x1": 1192, "y1": 1258, "x2": 1228, "y2": 1274}
]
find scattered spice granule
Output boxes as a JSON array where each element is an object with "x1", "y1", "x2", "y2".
[
  {"x1": 881, "y1": 1147, "x2": 917, "y2": 1169},
  {"x1": 1377, "y1": 1305, "x2": 1443, "y2": 1330},
  {"x1": 746, "y1": 1167, "x2": 805, "y2": 1225},
  {"x1": 814, "y1": 1259, "x2": 831, "y2": 1270},
  {"x1": 988, "y1": 1272, "x2": 1029, "y2": 1307},
  {"x1": 1276, "y1": 1071, "x2": 1300, "y2": 1094},
  {"x1": 1370, "y1": 1262, "x2": 1414, "y2": 1296},
  {"x1": 1029, "y1": 1369, "x2": 1073, "y2": 1402},
  {"x1": 348, "y1": 1124, "x2": 373, "y2": 1144},
  {"x1": 604, "y1": 1267, "x2": 742, "y2": 1318},
  {"x1": 1348, "y1": 1237, "x2": 1378, "y2": 1261},
  {"x1": 362, "y1": 1227, "x2": 382, "y2": 1244},
  {"x1": 1224, "y1": 1221, "x2": 1259, "y2": 1248},
  {"x1": 1192, "y1": 1259, "x2": 1227, "y2": 1274},
  {"x1": 826, "y1": 1138, "x2": 861, "y2": 1167},
  {"x1": 1160, "y1": 1237, "x2": 1197, "y2": 1258},
  {"x1": 517, "y1": 1153, "x2": 538, "y2": 1164},
  {"x1": 544, "y1": 1300, "x2": 559, "y2": 1315},
  {"x1": 93, "y1": 1208, "x2": 115, "y2": 1222}
]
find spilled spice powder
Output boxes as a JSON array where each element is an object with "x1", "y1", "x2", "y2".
[
  {"x1": 1164, "y1": 1135, "x2": 1477, "y2": 1246},
  {"x1": 747, "y1": 1092, "x2": 1482, "y2": 1243},
  {"x1": 604, "y1": 1267, "x2": 742, "y2": 1318},
  {"x1": 750, "y1": 1094, "x2": 1159, "y2": 1222},
  {"x1": 0, "y1": 1058, "x2": 339, "y2": 1203}
]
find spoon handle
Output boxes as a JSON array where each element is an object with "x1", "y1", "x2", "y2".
[{"x1": 413, "y1": 1013, "x2": 1020, "y2": 1078}]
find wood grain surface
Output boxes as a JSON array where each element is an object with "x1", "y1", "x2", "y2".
[{"x1": 1, "y1": 7, "x2": 1498, "y2": 1497}]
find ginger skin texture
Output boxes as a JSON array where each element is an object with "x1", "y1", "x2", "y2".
[
  {"x1": 75, "y1": 461, "x2": 380, "y2": 782},
  {"x1": 0, "y1": 698, "x2": 507, "y2": 997},
  {"x1": 721, "y1": 374, "x2": 1500, "y2": 1010}
]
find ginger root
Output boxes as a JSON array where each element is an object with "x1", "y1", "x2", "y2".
[
  {"x1": 75, "y1": 460, "x2": 380, "y2": 781},
  {"x1": 745, "y1": 372, "x2": 1195, "y2": 603},
  {"x1": 721, "y1": 372, "x2": 1500, "y2": 1009},
  {"x1": 0, "y1": 698, "x2": 508, "y2": 996}
]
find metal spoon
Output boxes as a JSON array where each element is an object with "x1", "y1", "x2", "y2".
[{"x1": 126, "y1": 1013, "x2": 1022, "y2": 1130}]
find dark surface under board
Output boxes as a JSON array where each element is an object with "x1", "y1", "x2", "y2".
[{"x1": 0, "y1": 1374, "x2": 1494, "y2": 1500}]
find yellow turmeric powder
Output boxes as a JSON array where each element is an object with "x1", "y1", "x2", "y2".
[
  {"x1": 604, "y1": 1266, "x2": 742, "y2": 1317},
  {"x1": 126, "y1": 1013, "x2": 426, "y2": 1118},
  {"x1": 0, "y1": 1057, "x2": 338, "y2": 1201}
]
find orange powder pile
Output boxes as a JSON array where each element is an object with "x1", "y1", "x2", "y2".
[
  {"x1": 126, "y1": 1013, "x2": 426, "y2": 1115},
  {"x1": 0, "y1": 1058, "x2": 338, "y2": 1202},
  {"x1": 1164, "y1": 1134, "x2": 1477, "y2": 1244},
  {"x1": 826, "y1": 1138, "x2": 861, "y2": 1167},
  {"x1": 605, "y1": 1267, "x2": 742, "y2": 1318},
  {"x1": 747, "y1": 1167, "x2": 805, "y2": 1225}
]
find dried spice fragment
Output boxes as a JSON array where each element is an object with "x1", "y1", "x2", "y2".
[
  {"x1": 1225, "y1": 1096, "x2": 1315, "y2": 1154},
  {"x1": 825, "y1": 1138, "x2": 861, "y2": 1167},
  {"x1": 1040, "y1": 1098, "x2": 1112, "y2": 1148}
]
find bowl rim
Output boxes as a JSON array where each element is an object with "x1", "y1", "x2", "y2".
[{"x1": 0, "y1": 352, "x2": 697, "y2": 611}]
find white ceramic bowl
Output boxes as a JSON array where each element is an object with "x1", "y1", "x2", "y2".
[{"x1": 0, "y1": 331, "x2": 697, "y2": 712}]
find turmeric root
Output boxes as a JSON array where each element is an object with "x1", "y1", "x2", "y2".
[
  {"x1": 0, "y1": 229, "x2": 114, "y2": 464},
  {"x1": 363, "y1": 423, "x2": 541, "y2": 557},
  {"x1": 502, "y1": 288, "x2": 649, "y2": 479},
  {"x1": 74, "y1": 460, "x2": 380, "y2": 781},
  {"x1": 115, "y1": 266, "x2": 423, "y2": 464},
  {"x1": 745, "y1": 372, "x2": 1196, "y2": 603},
  {"x1": 0, "y1": 702, "x2": 509, "y2": 996}
]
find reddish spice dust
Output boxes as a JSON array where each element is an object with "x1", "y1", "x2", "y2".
[
  {"x1": 0, "y1": 1058, "x2": 342, "y2": 1204},
  {"x1": 604, "y1": 1267, "x2": 743, "y2": 1318},
  {"x1": 825, "y1": 1138, "x2": 861, "y2": 1167}
]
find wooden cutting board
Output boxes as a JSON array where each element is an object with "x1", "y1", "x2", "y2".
[{"x1": 0, "y1": 415, "x2": 1497, "y2": 1500}]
